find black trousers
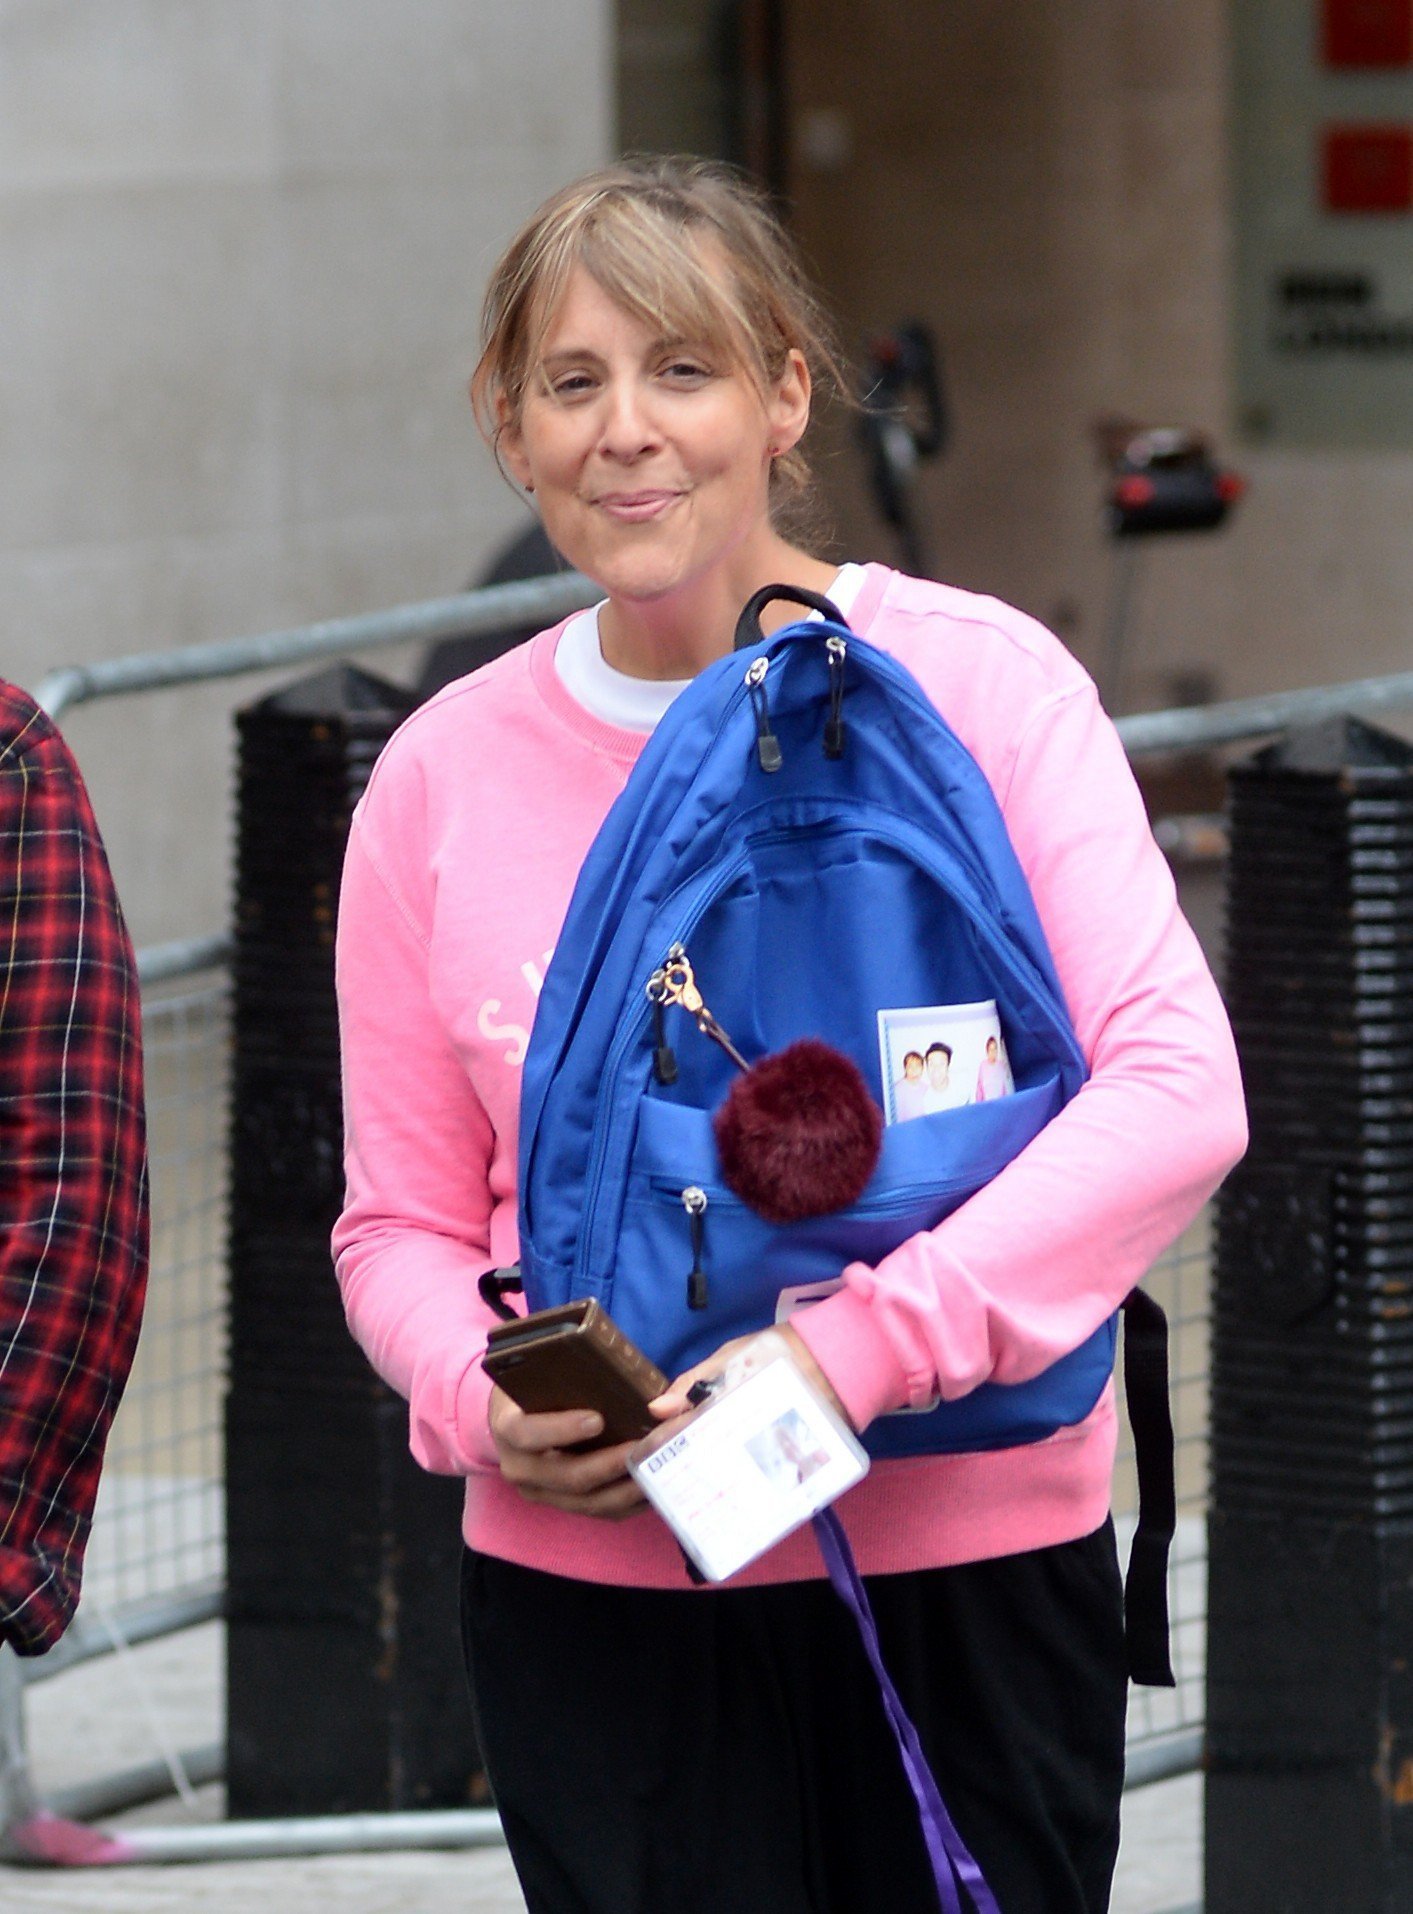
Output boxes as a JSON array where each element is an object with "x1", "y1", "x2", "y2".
[{"x1": 460, "y1": 1523, "x2": 1127, "y2": 1914}]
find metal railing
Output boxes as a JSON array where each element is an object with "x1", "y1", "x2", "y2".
[
  {"x1": 7, "y1": 571, "x2": 1413, "y2": 1865},
  {"x1": 33, "y1": 572, "x2": 597, "y2": 720},
  {"x1": 3, "y1": 573, "x2": 598, "y2": 1865}
]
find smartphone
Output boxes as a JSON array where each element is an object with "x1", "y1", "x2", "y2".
[{"x1": 482, "y1": 1298, "x2": 669, "y2": 1450}]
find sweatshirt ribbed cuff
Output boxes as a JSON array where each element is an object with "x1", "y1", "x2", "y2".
[
  {"x1": 787, "y1": 1280, "x2": 912, "y2": 1434},
  {"x1": 453, "y1": 1354, "x2": 501, "y2": 1474}
]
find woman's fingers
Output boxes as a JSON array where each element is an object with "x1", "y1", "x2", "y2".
[
  {"x1": 492, "y1": 1393, "x2": 605, "y2": 1456},
  {"x1": 514, "y1": 1464, "x2": 649, "y2": 1520},
  {"x1": 648, "y1": 1382, "x2": 697, "y2": 1419},
  {"x1": 651, "y1": 1332, "x2": 759, "y2": 1418},
  {"x1": 650, "y1": 1327, "x2": 853, "y2": 1429},
  {"x1": 488, "y1": 1387, "x2": 649, "y2": 1516},
  {"x1": 505, "y1": 1436, "x2": 648, "y2": 1517}
]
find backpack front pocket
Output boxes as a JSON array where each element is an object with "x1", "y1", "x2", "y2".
[{"x1": 611, "y1": 1073, "x2": 1066, "y2": 1380}]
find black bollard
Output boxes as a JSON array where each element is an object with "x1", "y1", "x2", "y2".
[
  {"x1": 225, "y1": 665, "x2": 485, "y2": 1817},
  {"x1": 1207, "y1": 716, "x2": 1413, "y2": 1911}
]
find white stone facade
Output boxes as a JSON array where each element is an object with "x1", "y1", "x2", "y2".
[{"x1": 1, "y1": 2, "x2": 611, "y2": 940}]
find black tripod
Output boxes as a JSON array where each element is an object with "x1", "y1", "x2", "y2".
[{"x1": 858, "y1": 323, "x2": 948, "y2": 577}]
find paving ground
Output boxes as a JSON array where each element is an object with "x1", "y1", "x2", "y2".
[
  {"x1": 2, "y1": 1621, "x2": 1201, "y2": 1913},
  {"x1": 2, "y1": 1842, "x2": 526, "y2": 1913}
]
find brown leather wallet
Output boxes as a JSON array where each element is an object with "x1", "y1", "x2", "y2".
[{"x1": 482, "y1": 1298, "x2": 669, "y2": 1450}]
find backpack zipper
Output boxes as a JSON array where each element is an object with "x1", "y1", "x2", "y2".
[
  {"x1": 647, "y1": 971, "x2": 679, "y2": 1084},
  {"x1": 573, "y1": 849, "x2": 755, "y2": 1288},
  {"x1": 525, "y1": 631, "x2": 870, "y2": 1209},
  {"x1": 824, "y1": 634, "x2": 847, "y2": 759},
  {"x1": 745, "y1": 656, "x2": 782, "y2": 773},
  {"x1": 519, "y1": 653, "x2": 787, "y2": 1215},
  {"x1": 682, "y1": 1185, "x2": 709, "y2": 1309}
]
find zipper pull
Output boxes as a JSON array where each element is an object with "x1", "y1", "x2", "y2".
[
  {"x1": 682, "y1": 1186, "x2": 709, "y2": 1309},
  {"x1": 824, "y1": 634, "x2": 847, "y2": 759},
  {"x1": 644, "y1": 966, "x2": 678, "y2": 1084},
  {"x1": 656, "y1": 947, "x2": 749, "y2": 1072},
  {"x1": 745, "y1": 657, "x2": 783, "y2": 773}
]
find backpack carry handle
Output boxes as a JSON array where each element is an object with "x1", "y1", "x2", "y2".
[{"x1": 733, "y1": 583, "x2": 848, "y2": 651}]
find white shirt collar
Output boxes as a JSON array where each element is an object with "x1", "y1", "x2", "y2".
[{"x1": 554, "y1": 564, "x2": 868, "y2": 733}]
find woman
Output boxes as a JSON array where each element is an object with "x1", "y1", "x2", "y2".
[
  {"x1": 974, "y1": 1035, "x2": 1014, "y2": 1103},
  {"x1": 333, "y1": 157, "x2": 1246, "y2": 1914}
]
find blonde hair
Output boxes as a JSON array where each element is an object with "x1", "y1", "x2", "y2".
[{"x1": 470, "y1": 156, "x2": 849, "y2": 513}]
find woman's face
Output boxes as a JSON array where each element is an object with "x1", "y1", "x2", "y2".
[{"x1": 499, "y1": 265, "x2": 809, "y2": 608}]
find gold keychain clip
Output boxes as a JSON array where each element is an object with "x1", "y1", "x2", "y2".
[{"x1": 647, "y1": 946, "x2": 750, "y2": 1073}]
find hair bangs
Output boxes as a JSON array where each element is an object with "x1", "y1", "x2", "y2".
[{"x1": 574, "y1": 200, "x2": 767, "y2": 388}]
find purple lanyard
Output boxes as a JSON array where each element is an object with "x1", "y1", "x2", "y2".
[{"x1": 812, "y1": 1509, "x2": 1003, "y2": 1914}]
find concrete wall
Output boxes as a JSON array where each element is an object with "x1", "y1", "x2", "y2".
[
  {"x1": 787, "y1": 0, "x2": 1413, "y2": 717},
  {"x1": 17, "y1": 1, "x2": 1410, "y2": 941},
  {"x1": 1, "y1": 2, "x2": 611, "y2": 942}
]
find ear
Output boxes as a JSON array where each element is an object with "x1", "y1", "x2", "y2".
[
  {"x1": 496, "y1": 395, "x2": 534, "y2": 492},
  {"x1": 766, "y1": 348, "x2": 812, "y2": 460}
]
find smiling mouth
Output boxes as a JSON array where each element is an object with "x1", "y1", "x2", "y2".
[{"x1": 592, "y1": 490, "x2": 684, "y2": 522}]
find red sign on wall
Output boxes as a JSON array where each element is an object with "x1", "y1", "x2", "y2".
[
  {"x1": 1323, "y1": 0, "x2": 1413, "y2": 67},
  {"x1": 1323, "y1": 125, "x2": 1413, "y2": 211}
]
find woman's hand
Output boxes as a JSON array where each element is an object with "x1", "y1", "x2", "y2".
[
  {"x1": 488, "y1": 1387, "x2": 671, "y2": 1521},
  {"x1": 489, "y1": 1324, "x2": 854, "y2": 1519},
  {"x1": 652, "y1": 1325, "x2": 853, "y2": 1429}
]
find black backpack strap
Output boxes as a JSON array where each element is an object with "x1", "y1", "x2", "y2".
[
  {"x1": 733, "y1": 583, "x2": 849, "y2": 651},
  {"x1": 1120, "y1": 1287, "x2": 1177, "y2": 1687},
  {"x1": 478, "y1": 1266, "x2": 523, "y2": 1322}
]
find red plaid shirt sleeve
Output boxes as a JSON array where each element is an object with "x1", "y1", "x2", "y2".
[{"x1": 0, "y1": 683, "x2": 148, "y2": 1655}]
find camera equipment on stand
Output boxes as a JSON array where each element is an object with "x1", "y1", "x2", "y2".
[
  {"x1": 1094, "y1": 422, "x2": 1244, "y2": 715},
  {"x1": 858, "y1": 323, "x2": 947, "y2": 577}
]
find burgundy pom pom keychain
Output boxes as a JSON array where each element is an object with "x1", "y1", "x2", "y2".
[{"x1": 647, "y1": 947, "x2": 883, "y2": 1226}]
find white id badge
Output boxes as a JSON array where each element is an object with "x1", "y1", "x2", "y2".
[{"x1": 628, "y1": 1332, "x2": 869, "y2": 1584}]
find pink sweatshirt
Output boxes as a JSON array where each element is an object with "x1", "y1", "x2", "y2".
[{"x1": 333, "y1": 564, "x2": 1246, "y2": 1588}]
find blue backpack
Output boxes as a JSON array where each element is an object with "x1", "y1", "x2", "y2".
[
  {"x1": 506, "y1": 585, "x2": 1173, "y2": 1688},
  {"x1": 516, "y1": 584, "x2": 1120, "y2": 1458}
]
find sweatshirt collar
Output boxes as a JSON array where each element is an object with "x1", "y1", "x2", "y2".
[{"x1": 526, "y1": 563, "x2": 897, "y2": 761}]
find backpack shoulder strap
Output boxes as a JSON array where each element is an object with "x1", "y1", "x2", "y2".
[{"x1": 1120, "y1": 1287, "x2": 1177, "y2": 1687}]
